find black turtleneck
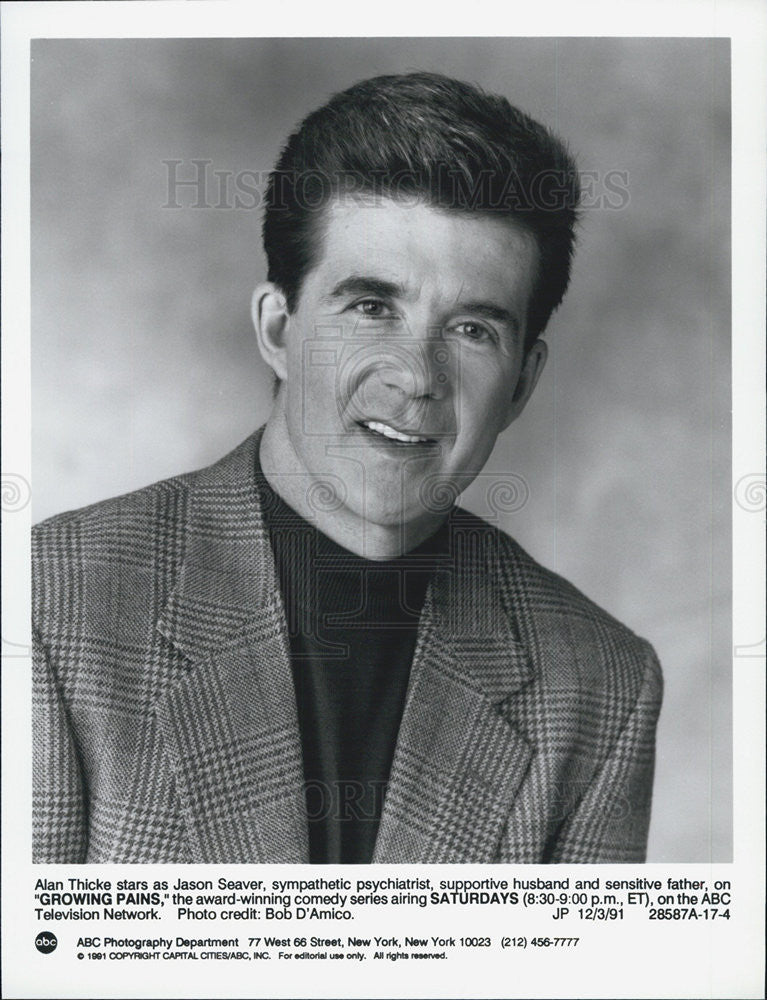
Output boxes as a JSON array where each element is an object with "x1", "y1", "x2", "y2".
[{"x1": 255, "y1": 448, "x2": 448, "y2": 863}]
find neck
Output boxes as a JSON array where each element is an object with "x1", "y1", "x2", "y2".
[{"x1": 259, "y1": 411, "x2": 448, "y2": 561}]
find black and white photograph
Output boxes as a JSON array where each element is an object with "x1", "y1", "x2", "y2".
[
  {"x1": 29, "y1": 35, "x2": 730, "y2": 866},
  {"x1": 1, "y1": 4, "x2": 764, "y2": 998}
]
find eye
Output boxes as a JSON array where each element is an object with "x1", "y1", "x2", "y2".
[
  {"x1": 448, "y1": 320, "x2": 494, "y2": 343},
  {"x1": 351, "y1": 298, "x2": 392, "y2": 318}
]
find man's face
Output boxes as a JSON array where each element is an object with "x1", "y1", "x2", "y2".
[{"x1": 258, "y1": 196, "x2": 544, "y2": 546}]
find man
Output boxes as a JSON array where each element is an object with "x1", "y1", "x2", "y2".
[{"x1": 32, "y1": 72, "x2": 662, "y2": 864}]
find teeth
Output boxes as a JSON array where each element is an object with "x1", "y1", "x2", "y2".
[{"x1": 363, "y1": 420, "x2": 429, "y2": 444}]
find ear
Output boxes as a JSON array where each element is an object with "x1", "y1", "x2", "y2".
[
  {"x1": 251, "y1": 283, "x2": 290, "y2": 382},
  {"x1": 502, "y1": 338, "x2": 548, "y2": 430}
]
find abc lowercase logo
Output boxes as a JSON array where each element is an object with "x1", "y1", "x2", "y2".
[{"x1": 35, "y1": 930, "x2": 58, "y2": 954}]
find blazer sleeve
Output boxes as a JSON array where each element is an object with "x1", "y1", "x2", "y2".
[
  {"x1": 547, "y1": 641, "x2": 664, "y2": 864},
  {"x1": 32, "y1": 630, "x2": 88, "y2": 863}
]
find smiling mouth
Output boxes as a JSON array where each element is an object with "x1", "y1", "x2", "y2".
[{"x1": 358, "y1": 420, "x2": 436, "y2": 445}]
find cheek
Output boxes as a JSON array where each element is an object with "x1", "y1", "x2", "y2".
[
  {"x1": 455, "y1": 359, "x2": 515, "y2": 435},
  {"x1": 285, "y1": 334, "x2": 342, "y2": 430}
]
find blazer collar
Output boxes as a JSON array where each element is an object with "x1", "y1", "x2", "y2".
[{"x1": 155, "y1": 431, "x2": 536, "y2": 863}]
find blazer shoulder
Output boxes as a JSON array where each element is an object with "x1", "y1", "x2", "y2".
[
  {"x1": 32, "y1": 432, "x2": 261, "y2": 554},
  {"x1": 31, "y1": 432, "x2": 263, "y2": 633},
  {"x1": 32, "y1": 466, "x2": 193, "y2": 566},
  {"x1": 454, "y1": 507, "x2": 662, "y2": 687}
]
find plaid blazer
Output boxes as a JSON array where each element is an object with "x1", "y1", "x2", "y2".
[{"x1": 33, "y1": 431, "x2": 662, "y2": 864}]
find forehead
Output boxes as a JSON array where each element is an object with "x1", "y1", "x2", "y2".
[{"x1": 309, "y1": 196, "x2": 539, "y2": 303}]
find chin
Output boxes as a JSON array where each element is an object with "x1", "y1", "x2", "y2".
[
  {"x1": 367, "y1": 498, "x2": 441, "y2": 531},
  {"x1": 358, "y1": 503, "x2": 412, "y2": 528},
  {"x1": 346, "y1": 490, "x2": 414, "y2": 526}
]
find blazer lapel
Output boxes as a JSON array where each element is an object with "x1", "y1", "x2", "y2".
[
  {"x1": 155, "y1": 436, "x2": 308, "y2": 863},
  {"x1": 153, "y1": 436, "x2": 534, "y2": 864},
  {"x1": 373, "y1": 526, "x2": 536, "y2": 863}
]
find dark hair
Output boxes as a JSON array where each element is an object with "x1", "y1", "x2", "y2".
[{"x1": 263, "y1": 72, "x2": 580, "y2": 347}]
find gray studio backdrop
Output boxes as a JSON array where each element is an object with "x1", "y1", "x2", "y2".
[{"x1": 31, "y1": 37, "x2": 731, "y2": 862}]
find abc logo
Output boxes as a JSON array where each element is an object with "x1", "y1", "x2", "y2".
[{"x1": 35, "y1": 931, "x2": 58, "y2": 954}]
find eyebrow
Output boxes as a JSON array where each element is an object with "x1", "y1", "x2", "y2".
[
  {"x1": 456, "y1": 301, "x2": 519, "y2": 329},
  {"x1": 327, "y1": 275, "x2": 407, "y2": 301},
  {"x1": 327, "y1": 274, "x2": 520, "y2": 330}
]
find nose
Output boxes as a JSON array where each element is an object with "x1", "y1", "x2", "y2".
[
  {"x1": 351, "y1": 341, "x2": 451, "y2": 436},
  {"x1": 375, "y1": 339, "x2": 452, "y2": 401},
  {"x1": 341, "y1": 338, "x2": 453, "y2": 433}
]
